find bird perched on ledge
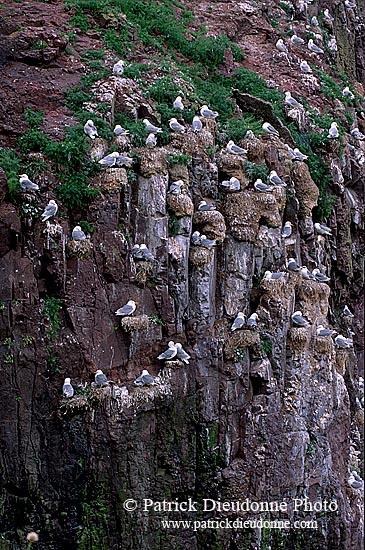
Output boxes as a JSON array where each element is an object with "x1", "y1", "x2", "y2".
[{"x1": 115, "y1": 300, "x2": 137, "y2": 316}]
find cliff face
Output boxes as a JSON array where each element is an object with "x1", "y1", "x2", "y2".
[{"x1": 0, "y1": 1, "x2": 364, "y2": 549}]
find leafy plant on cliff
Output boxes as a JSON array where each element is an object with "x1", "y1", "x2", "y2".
[
  {"x1": 0, "y1": 148, "x2": 21, "y2": 199},
  {"x1": 245, "y1": 161, "x2": 269, "y2": 183},
  {"x1": 43, "y1": 297, "x2": 63, "y2": 340},
  {"x1": 167, "y1": 153, "x2": 192, "y2": 166}
]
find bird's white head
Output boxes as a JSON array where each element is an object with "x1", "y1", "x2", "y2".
[
  {"x1": 19, "y1": 174, "x2": 28, "y2": 179},
  {"x1": 111, "y1": 151, "x2": 120, "y2": 157},
  {"x1": 237, "y1": 312, "x2": 245, "y2": 318},
  {"x1": 86, "y1": 119, "x2": 94, "y2": 126},
  {"x1": 293, "y1": 310, "x2": 302, "y2": 316},
  {"x1": 175, "y1": 342, "x2": 182, "y2": 349},
  {"x1": 73, "y1": 226, "x2": 82, "y2": 232},
  {"x1": 312, "y1": 268, "x2": 319, "y2": 274},
  {"x1": 95, "y1": 369, "x2": 103, "y2": 375},
  {"x1": 49, "y1": 200, "x2": 57, "y2": 206},
  {"x1": 285, "y1": 92, "x2": 292, "y2": 98},
  {"x1": 264, "y1": 271, "x2": 272, "y2": 277},
  {"x1": 255, "y1": 179, "x2": 263, "y2": 184},
  {"x1": 142, "y1": 369, "x2": 150, "y2": 376},
  {"x1": 127, "y1": 300, "x2": 136, "y2": 306},
  {"x1": 251, "y1": 313, "x2": 259, "y2": 320},
  {"x1": 168, "y1": 341, "x2": 175, "y2": 347},
  {"x1": 285, "y1": 221, "x2": 292, "y2": 226},
  {"x1": 169, "y1": 118, "x2": 178, "y2": 123},
  {"x1": 64, "y1": 377, "x2": 71, "y2": 384},
  {"x1": 143, "y1": 119, "x2": 150, "y2": 125}
]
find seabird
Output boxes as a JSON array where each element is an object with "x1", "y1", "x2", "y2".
[
  {"x1": 140, "y1": 244, "x2": 154, "y2": 261},
  {"x1": 317, "y1": 325, "x2": 336, "y2": 336},
  {"x1": 287, "y1": 257, "x2": 301, "y2": 271},
  {"x1": 200, "y1": 234, "x2": 217, "y2": 248},
  {"x1": 198, "y1": 200, "x2": 216, "y2": 211},
  {"x1": 113, "y1": 60, "x2": 125, "y2": 75},
  {"x1": 276, "y1": 39, "x2": 288, "y2": 53},
  {"x1": 300, "y1": 60, "x2": 312, "y2": 73},
  {"x1": 134, "y1": 369, "x2": 155, "y2": 386},
  {"x1": 131, "y1": 244, "x2": 144, "y2": 260},
  {"x1": 168, "y1": 180, "x2": 185, "y2": 194},
  {"x1": 192, "y1": 116, "x2": 203, "y2": 131},
  {"x1": 226, "y1": 140, "x2": 247, "y2": 155},
  {"x1": 335, "y1": 335, "x2": 353, "y2": 348},
  {"x1": 98, "y1": 151, "x2": 120, "y2": 166},
  {"x1": 308, "y1": 39, "x2": 324, "y2": 54},
  {"x1": 262, "y1": 122, "x2": 279, "y2": 136},
  {"x1": 291, "y1": 35, "x2": 305, "y2": 45},
  {"x1": 169, "y1": 118, "x2": 185, "y2": 132},
  {"x1": 84, "y1": 119, "x2": 98, "y2": 139},
  {"x1": 158, "y1": 341, "x2": 177, "y2": 361},
  {"x1": 176, "y1": 343, "x2": 191, "y2": 364},
  {"x1": 314, "y1": 222, "x2": 332, "y2": 236},
  {"x1": 282, "y1": 221, "x2": 292, "y2": 238},
  {"x1": 351, "y1": 128, "x2": 365, "y2": 141},
  {"x1": 247, "y1": 313, "x2": 259, "y2": 329},
  {"x1": 41, "y1": 200, "x2": 58, "y2": 221},
  {"x1": 113, "y1": 125, "x2": 129, "y2": 136},
  {"x1": 244, "y1": 130, "x2": 255, "y2": 139},
  {"x1": 312, "y1": 268, "x2": 331, "y2": 283},
  {"x1": 300, "y1": 266, "x2": 315, "y2": 280},
  {"x1": 173, "y1": 96, "x2": 184, "y2": 110},
  {"x1": 324, "y1": 9, "x2": 334, "y2": 21},
  {"x1": 191, "y1": 231, "x2": 202, "y2": 245},
  {"x1": 19, "y1": 174, "x2": 39, "y2": 191},
  {"x1": 328, "y1": 122, "x2": 339, "y2": 139},
  {"x1": 115, "y1": 300, "x2": 137, "y2": 316},
  {"x1": 284, "y1": 92, "x2": 303, "y2": 109},
  {"x1": 63, "y1": 377, "x2": 74, "y2": 398},
  {"x1": 292, "y1": 310, "x2": 310, "y2": 327},
  {"x1": 220, "y1": 177, "x2": 240, "y2": 191},
  {"x1": 200, "y1": 105, "x2": 219, "y2": 118},
  {"x1": 269, "y1": 170, "x2": 286, "y2": 186},
  {"x1": 293, "y1": 148, "x2": 308, "y2": 160},
  {"x1": 72, "y1": 226, "x2": 86, "y2": 241},
  {"x1": 343, "y1": 305, "x2": 354, "y2": 318},
  {"x1": 348, "y1": 472, "x2": 363, "y2": 489},
  {"x1": 143, "y1": 119, "x2": 162, "y2": 133},
  {"x1": 231, "y1": 312, "x2": 246, "y2": 331},
  {"x1": 311, "y1": 16, "x2": 319, "y2": 26},
  {"x1": 146, "y1": 133, "x2": 157, "y2": 147},
  {"x1": 254, "y1": 179, "x2": 272, "y2": 192},
  {"x1": 95, "y1": 369, "x2": 109, "y2": 386},
  {"x1": 116, "y1": 154, "x2": 134, "y2": 167},
  {"x1": 264, "y1": 271, "x2": 286, "y2": 280},
  {"x1": 344, "y1": 0, "x2": 356, "y2": 8}
]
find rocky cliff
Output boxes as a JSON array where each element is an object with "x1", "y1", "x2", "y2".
[{"x1": 0, "y1": 0, "x2": 364, "y2": 549}]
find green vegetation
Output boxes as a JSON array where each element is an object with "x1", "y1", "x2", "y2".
[
  {"x1": 167, "y1": 153, "x2": 192, "y2": 166},
  {"x1": 245, "y1": 161, "x2": 269, "y2": 182},
  {"x1": 168, "y1": 216, "x2": 180, "y2": 237},
  {"x1": 77, "y1": 484, "x2": 110, "y2": 550},
  {"x1": 79, "y1": 220, "x2": 96, "y2": 234},
  {"x1": 260, "y1": 336, "x2": 273, "y2": 355},
  {"x1": 0, "y1": 148, "x2": 21, "y2": 199},
  {"x1": 43, "y1": 296, "x2": 62, "y2": 340}
]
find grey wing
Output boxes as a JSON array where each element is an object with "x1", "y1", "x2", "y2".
[
  {"x1": 158, "y1": 348, "x2": 176, "y2": 360},
  {"x1": 116, "y1": 304, "x2": 133, "y2": 315},
  {"x1": 96, "y1": 373, "x2": 108, "y2": 385},
  {"x1": 231, "y1": 318, "x2": 244, "y2": 330},
  {"x1": 142, "y1": 374, "x2": 155, "y2": 385}
]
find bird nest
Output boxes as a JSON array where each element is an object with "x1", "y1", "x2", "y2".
[
  {"x1": 134, "y1": 262, "x2": 155, "y2": 285},
  {"x1": 67, "y1": 240, "x2": 93, "y2": 259},
  {"x1": 224, "y1": 330, "x2": 260, "y2": 360},
  {"x1": 192, "y1": 210, "x2": 226, "y2": 241},
  {"x1": 287, "y1": 327, "x2": 309, "y2": 351},
  {"x1": 94, "y1": 167, "x2": 128, "y2": 192},
  {"x1": 166, "y1": 193, "x2": 194, "y2": 217},
  {"x1": 298, "y1": 280, "x2": 330, "y2": 315},
  {"x1": 59, "y1": 396, "x2": 90, "y2": 416},
  {"x1": 168, "y1": 163, "x2": 189, "y2": 184},
  {"x1": 120, "y1": 314, "x2": 150, "y2": 332},
  {"x1": 335, "y1": 349, "x2": 350, "y2": 376},
  {"x1": 189, "y1": 246, "x2": 213, "y2": 268},
  {"x1": 312, "y1": 335, "x2": 335, "y2": 354}
]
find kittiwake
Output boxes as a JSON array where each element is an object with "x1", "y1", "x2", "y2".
[{"x1": 115, "y1": 300, "x2": 137, "y2": 316}]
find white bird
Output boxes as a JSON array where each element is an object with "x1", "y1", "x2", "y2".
[
  {"x1": 351, "y1": 128, "x2": 365, "y2": 140},
  {"x1": 327, "y1": 38, "x2": 337, "y2": 53},
  {"x1": 348, "y1": 472, "x2": 363, "y2": 489},
  {"x1": 134, "y1": 369, "x2": 155, "y2": 386},
  {"x1": 192, "y1": 116, "x2": 203, "y2": 131},
  {"x1": 343, "y1": 305, "x2": 354, "y2": 318},
  {"x1": 264, "y1": 271, "x2": 286, "y2": 280},
  {"x1": 198, "y1": 200, "x2": 216, "y2": 212},
  {"x1": 308, "y1": 39, "x2": 324, "y2": 54},
  {"x1": 158, "y1": 341, "x2": 177, "y2": 361},
  {"x1": 324, "y1": 9, "x2": 334, "y2": 21},
  {"x1": 143, "y1": 119, "x2": 162, "y2": 133},
  {"x1": 284, "y1": 92, "x2": 303, "y2": 109},
  {"x1": 312, "y1": 268, "x2": 331, "y2": 283},
  {"x1": 41, "y1": 200, "x2": 58, "y2": 221},
  {"x1": 344, "y1": 1, "x2": 356, "y2": 9},
  {"x1": 226, "y1": 140, "x2": 247, "y2": 155},
  {"x1": 175, "y1": 342, "x2": 190, "y2": 364},
  {"x1": 254, "y1": 179, "x2": 272, "y2": 192},
  {"x1": 335, "y1": 335, "x2": 353, "y2": 348},
  {"x1": 63, "y1": 377, "x2": 74, "y2": 398},
  {"x1": 293, "y1": 147, "x2": 308, "y2": 160},
  {"x1": 116, "y1": 154, "x2": 134, "y2": 167},
  {"x1": 140, "y1": 244, "x2": 154, "y2": 261},
  {"x1": 314, "y1": 222, "x2": 332, "y2": 236},
  {"x1": 95, "y1": 369, "x2": 109, "y2": 386},
  {"x1": 168, "y1": 180, "x2": 185, "y2": 194},
  {"x1": 317, "y1": 325, "x2": 336, "y2": 336},
  {"x1": 247, "y1": 313, "x2": 258, "y2": 329},
  {"x1": 173, "y1": 96, "x2": 184, "y2": 110},
  {"x1": 300, "y1": 60, "x2": 312, "y2": 73},
  {"x1": 200, "y1": 234, "x2": 217, "y2": 248},
  {"x1": 262, "y1": 122, "x2": 279, "y2": 136},
  {"x1": 244, "y1": 130, "x2": 255, "y2": 140},
  {"x1": 291, "y1": 34, "x2": 305, "y2": 45},
  {"x1": 113, "y1": 125, "x2": 129, "y2": 136},
  {"x1": 84, "y1": 119, "x2": 98, "y2": 139},
  {"x1": 231, "y1": 312, "x2": 245, "y2": 331},
  {"x1": 300, "y1": 266, "x2": 315, "y2": 280},
  {"x1": 276, "y1": 39, "x2": 288, "y2": 53},
  {"x1": 282, "y1": 221, "x2": 292, "y2": 238},
  {"x1": 146, "y1": 133, "x2": 157, "y2": 147},
  {"x1": 169, "y1": 118, "x2": 185, "y2": 132},
  {"x1": 269, "y1": 170, "x2": 286, "y2": 186},
  {"x1": 72, "y1": 226, "x2": 86, "y2": 241},
  {"x1": 19, "y1": 174, "x2": 39, "y2": 191},
  {"x1": 98, "y1": 151, "x2": 120, "y2": 166},
  {"x1": 311, "y1": 16, "x2": 319, "y2": 26},
  {"x1": 328, "y1": 122, "x2": 339, "y2": 139},
  {"x1": 191, "y1": 231, "x2": 202, "y2": 245},
  {"x1": 200, "y1": 105, "x2": 219, "y2": 118},
  {"x1": 292, "y1": 310, "x2": 310, "y2": 327},
  {"x1": 131, "y1": 244, "x2": 143, "y2": 259},
  {"x1": 220, "y1": 177, "x2": 240, "y2": 191},
  {"x1": 113, "y1": 60, "x2": 125, "y2": 75},
  {"x1": 287, "y1": 257, "x2": 301, "y2": 271},
  {"x1": 115, "y1": 300, "x2": 137, "y2": 316}
]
